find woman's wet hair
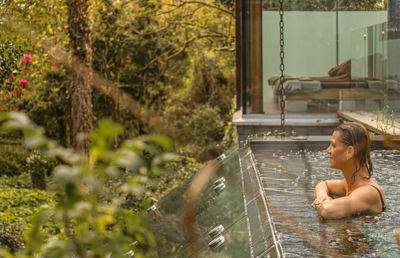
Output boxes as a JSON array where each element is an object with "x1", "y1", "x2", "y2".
[{"x1": 334, "y1": 122, "x2": 373, "y2": 178}]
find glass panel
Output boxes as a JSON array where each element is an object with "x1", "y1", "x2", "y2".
[
  {"x1": 149, "y1": 147, "x2": 250, "y2": 257},
  {"x1": 350, "y1": 20, "x2": 400, "y2": 117},
  {"x1": 350, "y1": 22, "x2": 388, "y2": 113},
  {"x1": 241, "y1": 0, "x2": 395, "y2": 114}
]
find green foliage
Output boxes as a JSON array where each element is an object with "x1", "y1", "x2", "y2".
[
  {"x1": 0, "y1": 144, "x2": 30, "y2": 176},
  {"x1": 2, "y1": 0, "x2": 236, "y2": 161},
  {"x1": 0, "y1": 173, "x2": 31, "y2": 189},
  {"x1": 1, "y1": 0, "x2": 70, "y2": 131},
  {"x1": 0, "y1": 0, "x2": 239, "y2": 255},
  {"x1": 123, "y1": 155, "x2": 202, "y2": 209},
  {"x1": 165, "y1": 53, "x2": 235, "y2": 160},
  {"x1": 154, "y1": 156, "x2": 202, "y2": 197},
  {"x1": 215, "y1": 0, "x2": 235, "y2": 9},
  {"x1": 0, "y1": 188, "x2": 56, "y2": 224},
  {"x1": 0, "y1": 222, "x2": 25, "y2": 252},
  {"x1": 0, "y1": 26, "x2": 32, "y2": 112},
  {"x1": 0, "y1": 112, "x2": 177, "y2": 256},
  {"x1": 20, "y1": 68, "x2": 71, "y2": 146},
  {"x1": 0, "y1": 38, "x2": 27, "y2": 82},
  {"x1": 26, "y1": 151, "x2": 58, "y2": 190},
  {"x1": 0, "y1": 174, "x2": 57, "y2": 252},
  {"x1": 90, "y1": 0, "x2": 184, "y2": 109},
  {"x1": 4, "y1": 0, "x2": 68, "y2": 34},
  {"x1": 89, "y1": 0, "x2": 236, "y2": 157}
]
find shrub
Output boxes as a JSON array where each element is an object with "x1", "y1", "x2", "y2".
[
  {"x1": 0, "y1": 144, "x2": 30, "y2": 176},
  {"x1": 0, "y1": 222, "x2": 25, "y2": 252},
  {"x1": 0, "y1": 112, "x2": 177, "y2": 257},
  {"x1": 164, "y1": 52, "x2": 235, "y2": 161},
  {"x1": 26, "y1": 151, "x2": 58, "y2": 190},
  {"x1": 19, "y1": 68, "x2": 71, "y2": 146},
  {"x1": 0, "y1": 175, "x2": 58, "y2": 252}
]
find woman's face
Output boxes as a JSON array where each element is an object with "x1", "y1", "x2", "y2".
[{"x1": 326, "y1": 131, "x2": 349, "y2": 169}]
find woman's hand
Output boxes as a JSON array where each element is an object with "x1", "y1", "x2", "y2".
[
  {"x1": 312, "y1": 180, "x2": 334, "y2": 209},
  {"x1": 311, "y1": 195, "x2": 332, "y2": 209}
]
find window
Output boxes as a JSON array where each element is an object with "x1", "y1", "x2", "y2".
[{"x1": 240, "y1": 0, "x2": 400, "y2": 117}]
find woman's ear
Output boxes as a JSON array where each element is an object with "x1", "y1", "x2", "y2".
[{"x1": 346, "y1": 146, "x2": 355, "y2": 160}]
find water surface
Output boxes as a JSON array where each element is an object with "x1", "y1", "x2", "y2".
[{"x1": 253, "y1": 145, "x2": 400, "y2": 257}]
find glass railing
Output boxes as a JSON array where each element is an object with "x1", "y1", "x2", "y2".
[
  {"x1": 351, "y1": 22, "x2": 388, "y2": 81},
  {"x1": 350, "y1": 21, "x2": 400, "y2": 114},
  {"x1": 148, "y1": 147, "x2": 250, "y2": 257}
]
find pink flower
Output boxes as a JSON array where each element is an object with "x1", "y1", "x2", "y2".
[
  {"x1": 28, "y1": 59, "x2": 32, "y2": 64},
  {"x1": 21, "y1": 59, "x2": 26, "y2": 65},
  {"x1": 24, "y1": 54, "x2": 32, "y2": 59},
  {"x1": 19, "y1": 79, "x2": 27, "y2": 85}
]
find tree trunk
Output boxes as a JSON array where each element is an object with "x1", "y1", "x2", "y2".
[{"x1": 68, "y1": 0, "x2": 93, "y2": 154}]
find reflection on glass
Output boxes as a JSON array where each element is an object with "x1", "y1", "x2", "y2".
[
  {"x1": 242, "y1": 0, "x2": 400, "y2": 115},
  {"x1": 149, "y1": 147, "x2": 250, "y2": 257}
]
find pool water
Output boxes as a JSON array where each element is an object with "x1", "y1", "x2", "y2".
[{"x1": 252, "y1": 143, "x2": 400, "y2": 257}]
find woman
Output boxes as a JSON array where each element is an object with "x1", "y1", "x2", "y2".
[{"x1": 311, "y1": 122, "x2": 386, "y2": 219}]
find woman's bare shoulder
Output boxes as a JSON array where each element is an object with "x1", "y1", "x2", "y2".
[{"x1": 350, "y1": 184, "x2": 384, "y2": 206}]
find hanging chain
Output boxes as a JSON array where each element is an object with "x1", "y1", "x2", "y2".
[{"x1": 278, "y1": 0, "x2": 286, "y2": 130}]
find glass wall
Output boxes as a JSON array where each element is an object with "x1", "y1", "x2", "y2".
[{"x1": 242, "y1": 0, "x2": 400, "y2": 116}]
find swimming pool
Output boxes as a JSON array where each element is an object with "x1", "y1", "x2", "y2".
[{"x1": 249, "y1": 136, "x2": 400, "y2": 257}]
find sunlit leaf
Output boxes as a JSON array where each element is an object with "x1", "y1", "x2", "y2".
[{"x1": 146, "y1": 135, "x2": 173, "y2": 151}]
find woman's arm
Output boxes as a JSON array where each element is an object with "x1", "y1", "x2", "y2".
[
  {"x1": 318, "y1": 186, "x2": 379, "y2": 219},
  {"x1": 311, "y1": 179, "x2": 346, "y2": 208}
]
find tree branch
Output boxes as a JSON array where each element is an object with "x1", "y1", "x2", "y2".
[
  {"x1": 168, "y1": 21, "x2": 233, "y2": 38},
  {"x1": 160, "y1": 0, "x2": 234, "y2": 18},
  {"x1": 140, "y1": 33, "x2": 224, "y2": 71},
  {"x1": 180, "y1": 1, "x2": 234, "y2": 18},
  {"x1": 214, "y1": 46, "x2": 235, "y2": 52},
  {"x1": 166, "y1": 34, "x2": 224, "y2": 60}
]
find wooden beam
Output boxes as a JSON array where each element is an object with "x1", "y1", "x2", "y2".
[
  {"x1": 338, "y1": 110, "x2": 400, "y2": 135},
  {"x1": 249, "y1": 0, "x2": 263, "y2": 113},
  {"x1": 235, "y1": 0, "x2": 242, "y2": 110}
]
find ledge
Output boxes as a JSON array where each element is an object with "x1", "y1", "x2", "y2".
[
  {"x1": 338, "y1": 110, "x2": 400, "y2": 135},
  {"x1": 233, "y1": 111, "x2": 340, "y2": 126}
]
